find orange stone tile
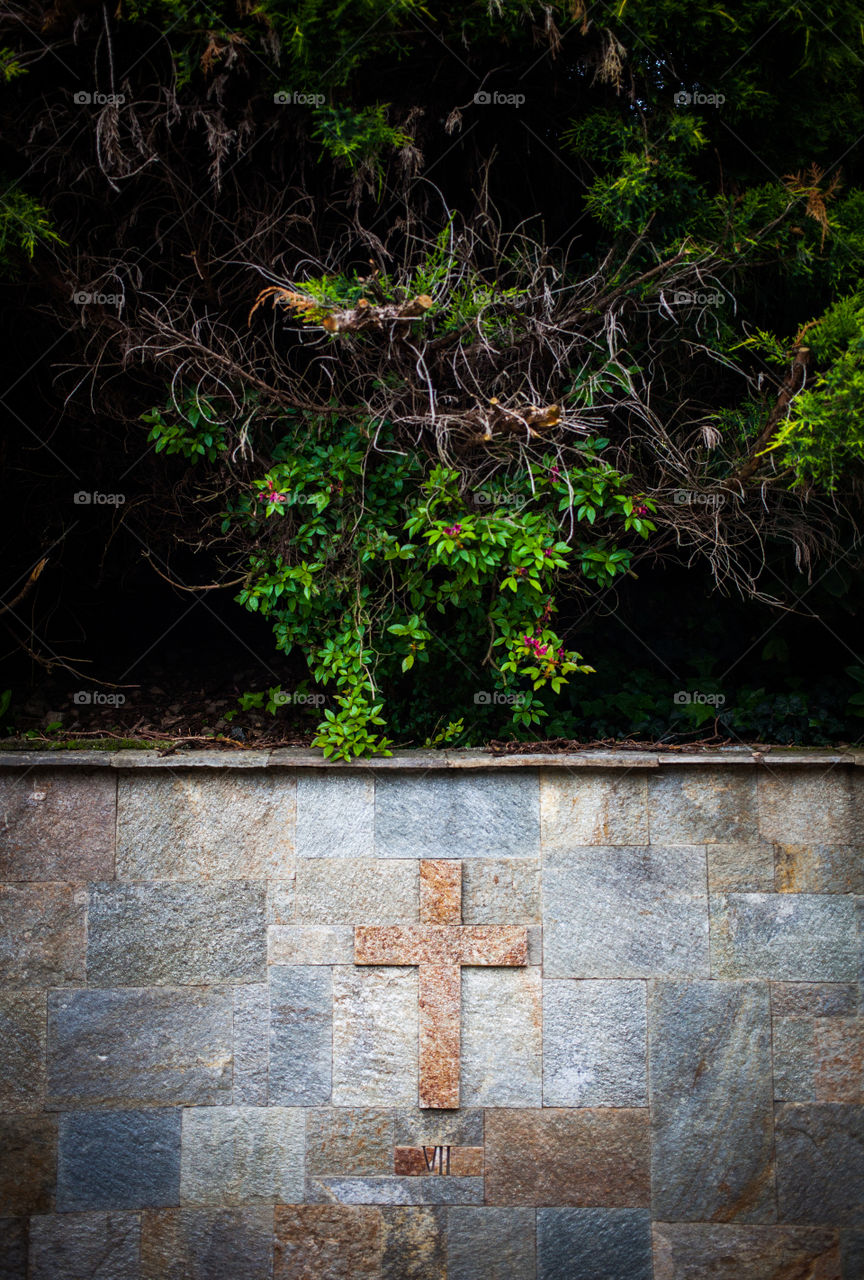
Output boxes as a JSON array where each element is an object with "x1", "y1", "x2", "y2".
[
  {"x1": 354, "y1": 924, "x2": 528, "y2": 967},
  {"x1": 394, "y1": 1146, "x2": 484, "y2": 1176},
  {"x1": 814, "y1": 1019, "x2": 864, "y2": 1102},
  {"x1": 420, "y1": 861, "x2": 462, "y2": 924},
  {"x1": 419, "y1": 964, "x2": 460, "y2": 1108}
]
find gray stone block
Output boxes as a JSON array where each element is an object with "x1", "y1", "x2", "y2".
[
  {"x1": 374, "y1": 773, "x2": 539, "y2": 859},
  {"x1": 381, "y1": 1206, "x2": 446, "y2": 1280},
  {"x1": 29, "y1": 1212, "x2": 141, "y2": 1280},
  {"x1": 0, "y1": 884, "x2": 85, "y2": 987},
  {"x1": 267, "y1": 880, "x2": 295, "y2": 923},
  {"x1": 759, "y1": 770, "x2": 863, "y2": 845},
  {"x1": 274, "y1": 1205, "x2": 383, "y2": 1279},
  {"x1": 776, "y1": 1103, "x2": 864, "y2": 1224},
  {"x1": 707, "y1": 842, "x2": 775, "y2": 892},
  {"x1": 232, "y1": 985, "x2": 268, "y2": 1106},
  {"x1": 86, "y1": 882, "x2": 266, "y2": 985},
  {"x1": 538, "y1": 1208, "x2": 651, "y2": 1280},
  {"x1": 0, "y1": 1116, "x2": 56, "y2": 1215},
  {"x1": 47, "y1": 988, "x2": 233, "y2": 1107},
  {"x1": 543, "y1": 847, "x2": 709, "y2": 979},
  {"x1": 296, "y1": 773, "x2": 374, "y2": 857},
  {"x1": 648, "y1": 769, "x2": 757, "y2": 843},
  {"x1": 0, "y1": 989, "x2": 45, "y2": 1111},
  {"x1": 57, "y1": 1110, "x2": 181, "y2": 1210},
  {"x1": 116, "y1": 772, "x2": 294, "y2": 880},
  {"x1": 306, "y1": 1177, "x2": 484, "y2": 1206},
  {"x1": 649, "y1": 980, "x2": 774, "y2": 1222},
  {"x1": 332, "y1": 967, "x2": 418, "y2": 1107},
  {"x1": 306, "y1": 1108, "x2": 394, "y2": 1176},
  {"x1": 461, "y1": 859, "x2": 540, "y2": 923},
  {"x1": 843, "y1": 1228, "x2": 864, "y2": 1280},
  {"x1": 448, "y1": 1207, "x2": 536, "y2": 1280},
  {"x1": 541, "y1": 773, "x2": 648, "y2": 847},
  {"x1": 0, "y1": 1216, "x2": 26, "y2": 1279},
  {"x1": 773, "y1": 1018, "x2": 816, "y2": 1101},
  {"x1": 141, "y1": 1207, "x2": 273, "y2": 1280},
  {"x1": 711, "y1": 893, "x2": 857, "y2": 980},
  {"x1": 774, "y1": 843, "x2": 864, "y2": 894},
  {"x1": 393, "y1": 1111, "x2": 483, "y2": 1148},
  {"x1": 652, "y1": 1223, "x2": 843, "y2": 1279},
  {"x1": 295, "y1": 859, "x2": 418, "y2": 925},
  {"x1": 0, "y1": 770, "x2": 115, "y2": 882},
  {"x1": 268, "y1": 925, "x2": 354, "y2": 965},
  {"x1": 772, "y1": 982, "x2": 858, "y2": 1018},
  {"x1": 180, "y1": 1106, "x2": 304, "y2": 1206},
  {"x1": 269, "y1": 966, "x2": 332, "y2": 1105},
  {"x1": 461, "y1": 968, "x2": 541, "y2": 1107},
  {"x1": 543, "y1": 980, "x2": 647, "y2": 1107}
]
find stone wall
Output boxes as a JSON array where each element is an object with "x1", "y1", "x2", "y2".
[{"x1": 0, "y1": 755, "x2": 862, "y2": 1278}]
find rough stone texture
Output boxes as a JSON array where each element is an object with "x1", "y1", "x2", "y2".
[
  {"x1": 141, "y1": 1207, "x2": 273, "y2": 1280},
  {"x1": 773, "y1": 1018, "x2": 817, "y2": 1101},
  {"x1": 57, "y1": 1110, "x2": 181, "y2": 1211},
  {"x1": 47, "y1": 987, "x2": 233, "y2": 1107},
  {"x1": 461, "y1": 859, "x2": 540, "y2": 924},
  {"x1": 543, "y1": 846, "x2": 709, "y2": 978},
  {"x1": 355, "y1": 924, "x2": 527, "y2": 967},
  {"x1": 0, "y1": 1115, "x2": 56, "y2": 1214},
  {"x1": 0, "y1": 770, "x2": 115, "y2": 882},
  {"x1": 180, "y1": 1106, "x2": 304, "y2": 1205},
  {"x1": 652, "y1": 1223, "x2": 842, "y2": 1279},
  {"x1": 448, "y1": 1207, "x2": 536, "y2": 1280},
  {"x1": 274, "y1": 1205, "x2": 383, "y2": 1280},
  {"x1": 759, "y1": 770, "x2": 863, "y2": 845},
  {"x1": 332, "y1": 967, "x2": 418, "y2": 1107},
  {"x1": 381, "y1": 1206, "x2": 446, "y2": 1280},
  {"x1": 540, "y1": 772, "x2": 648, "y2": 847},
  {"x1": 776, "y1": 1104, "x2": 864, "y2": 1225},
  {"x1": 772, "y1": 982, "x2": 858, "y2": 1018},
  {"x1": 393, "y1": 1110, "x2": 484, "y2": 1148},
  {"x1": 461, "y1": 968, "x2": 541, "y2": 1107},
  {"x1": 774, "y1": 844, "x2": 864, "y2": 894},
  {"x1": 295, "y1": 773, "x2": 374, "y2": 858},
  {"x1": 0, "y1": 1216, "x2": 27, "y2": 1279},
  {"x1": 232, "y1": 984, "x2": 269, "y2": 1106},
  {"x1": 419, "y1": 861, "x2": 461, "y2": 924},
  {"x1": 543, "y1": 980, "x2": 647, "y2": 1107},
  {"x1": 0, "y1": 884, "x2": 85, "y2": 986},
  {"x1": 707, "y1": 842, "x2": 775, "y2": 892},
  {"x1": 394, "y1": 1148, "x2": 483, "y2": 1176},
  {"x1": 268, "y1": 966, "x2": 332, "y2": 1105},
  {"x1": 87, "y1": 882, "x2": 266, "y2": 985},
  {"x1": 650, "y1": 980, "x2": 774, "y2": 1223},
  {"x1": 814, "y1": 1020, "x2": 864, "y2": 1102},
  {"x1": 267, "y1": 880, "x2": 295, "y2": 923},
  {"x1": 485, "y1": 1109, "x2": 650, "y2": 1207},
  {"x1": 710, "y1": 894, "x2": 857, "y2": 981},
  {"x1": 116, "y1": 772, "x2": 295, "y2": 880},
  {"x1": 29, "y1": 1212, "x2": 141, "y2": 1280},
  {"x1": 374, "y1": 772, "x2": 540, "y2": 859},
  {"x1": 306, "y1": 1108, "x2": 394, "y2": 1176},
  {"x1": 538, "y1": 1208, "x2": 652, "y2": 1280},
  {"x1": 842, "y1": 1229, "x2": 864, "y2": 1280},
  {"x1": 305, "y1": 1177, "x2": 484, "y2": 1206},
  {"x1": 648, "y1": 769, "x2": 758, "y2": 843},
  {"x1": 418, "y1": 964, "x2": 460, "y2": 1109},
  {"x1": 269, "y1": 925, "x2": 353, "y2": 965},
  {"x1": 0, "y1": 989, "x2": 45, "y2": 1111},
  {"x1": 295, "y1": 859, "x2": 418, "y2": 924}
]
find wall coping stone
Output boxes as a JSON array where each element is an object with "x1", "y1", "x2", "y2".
[{"x1": 0, "y1": 746, "x2": 859, "y2": 770}]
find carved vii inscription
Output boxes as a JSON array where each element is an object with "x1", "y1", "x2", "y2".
[{"x1": 354, "y1": 859, "x2": 528, "y2": 1109}]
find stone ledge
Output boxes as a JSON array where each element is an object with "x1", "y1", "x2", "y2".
[{"x1": 0, "y1": 746, "x2": 858, "y2": 770}]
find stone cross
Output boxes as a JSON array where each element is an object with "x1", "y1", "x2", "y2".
[{"x1": 354, "y1": 859, "x2": 528, "y2": 1108}]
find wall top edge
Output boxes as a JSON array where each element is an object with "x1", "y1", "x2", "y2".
[{"x1": 0, "y1": 747, "x2": 859, "y2": 770}]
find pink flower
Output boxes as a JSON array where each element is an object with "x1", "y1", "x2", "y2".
[{"x1": 443, "y1": 523, "x2": 462, "y2": 536}]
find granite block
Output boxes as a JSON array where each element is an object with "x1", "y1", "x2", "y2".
[
  {"x1": 711, "y1": 893, "x2": 857, "y2": 981},
  {"x1": 295, "y1": 859, "x2": 418, "y2": 925},
  {"x1": 707, "y1": 842, "x2": 775, "y2": 892},
  {"x1": 305, "y1": 1177, "x2": 483, "y2": 1205},
  {"x1": 814, "y1": 1020, "x2": 864, "y2": 1102},
  {"x1": 393, "y1": 1110, "x2": 484, "y2": 1148},
  {"x1": 842, "y1": 1229, "x2": 864, "y2": 1280},
  {"x1": 0, "y1": 884, "x2": 85, "y2": 986},
  {"x1": 448, "y1": 1207, "x2": 536, "y2": 1280},
  {"x1": 332, "y1": 967, "x2": 418, "y2": 1107},
  {"x1": 374, "y1": 773, "x2": 540, "y2": 859},
  {"x1": 648, "y1": 769, "x2": 757, "y2": 843},
  {"x1": 381, "y1": 1206, "x2": 446, "y2": 1280},
  {"x1": 57, "y1": 1110, "x2": 181, "y2": 1211},
  {"x1": 274, "y1": 1205, "x2": 383, "y2": 1279},
  {"x1": 540, "y1": 773, "x2": 648, "y2": 847},
  {"x1": 0, "y1": 989, "x2": 45, "y2": 1111},
  {"x1": 759, "y1": 770, "x2": 863, "y2": 845},
  {"x1": 776, "y1": 1104, "x2": 864, "y2": 1224},
  {"x1": 267, "y1": 880, "x2": 295, "y2": 924},
  {"x1": 268, "y1": 966, "x2": 332, "y2": 1105},
  {"x1": 543, "y1": 847, "x2": 709, "y2": 978},
  {"x1": 484, "y1": 1109, "x2": 650, "y2": 1207},
  {"x1": 116, "y1": 772, "x2": 294, "y2": 880},
  {"x1": 772, "y1": 983, "x2": 858, "y2": 1018},
  {"x1": 773, "y1": 1018, "x2": 816, "y2": 1101},
  {"x1": 295, "y1": 773, "x2": 374, "y2": 858},
  {"x1": 543, "y1": 980, "x2": 647, "y2": 1107},
  {"x1": 461, "y1": 968, "x2": 541, "y2": 1107},
  {"x1": 232, "y1": 984, "x2": 268, "y2": 1106},
  {"x1": 47, "y1": 987, "x2": 233, "y2": 1107},
  {"x1": 141, "y1": 1207, "x2": 273, "y2": 1280},
  {"x1": 0, "y1": 1217, "x2": 26, "y2": 1279},
  {"x1": 29, "y1": 1212, "x2": 141, "y2": 1280},
  {"x1": 268, "y1": 925, "x2": 353, "y2": 965},
  {"x1": 0, "y1": 1115, "x2": 56, "y2": 1214},
  {"x1": 0, "y1": 771, "x2": 115, "y2": 882},
  {"x1": 180, "y1": 1106, "x2": 304, "y2": 1205},
  {"x1": 86, "y1": 882, "x2": 266, "y2": 985},
  {"x1": 649, "y1": 980, "x2": 774, "y2": 1222},
  {"x1": 306, "y1": 1108, "x2": 394, "y2": 1176},
  {"x1": 538, "y1": 1208, "x2": 652, "y2": 1280},
  {"x1": 460, "y1": 860, "x2": 540, "y2": 924},
  {"x1": 652, "y1": 1223, "x2": 841, "y2": 1279},
  {"x1": 394, "y1": 1148, "x2": 483, "y2": 1176},
  {"x1": 775, "y1": 844, "x2": 864, "y2": 894},
  {"x1": 418, "y1": 964, "x2": 460, "y2": 1110}
]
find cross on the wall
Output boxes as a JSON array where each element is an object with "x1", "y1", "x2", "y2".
[{"x1": 354, "y1": 859, "x2": 528, "y2": 1109}]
